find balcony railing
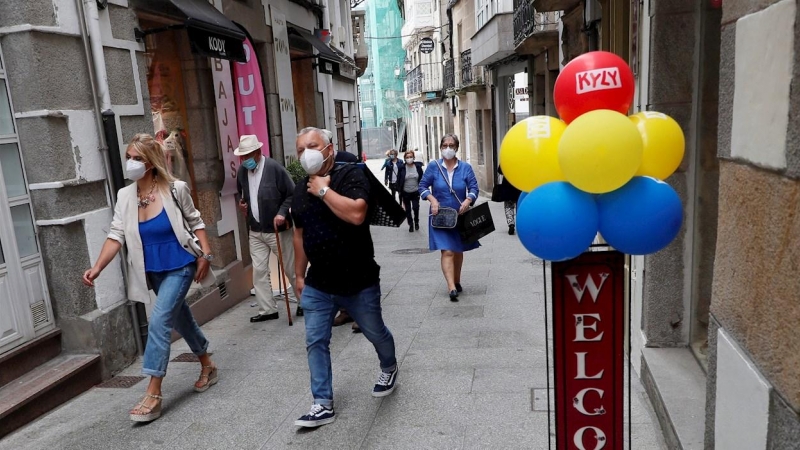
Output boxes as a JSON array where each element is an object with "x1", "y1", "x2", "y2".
[
  {"x1": 444, "y1": 59, "x2": 455, "y2": 91},
  {"x1": 406, "y1": 66, "x2": 423, "y2": 96},
  {"x1": 406, "y1": 64, "x2": 443, "y2": 97},
  {"x1": 460, "y1": 50, "x2": 473, "y2": 85},
  {"x1": 513, "y1": 0, "x2": 562, "y2": 48}
]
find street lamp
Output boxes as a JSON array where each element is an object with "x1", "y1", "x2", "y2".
[{"x1": 394, "y1": 65, "x2": 401, "y2": 77}]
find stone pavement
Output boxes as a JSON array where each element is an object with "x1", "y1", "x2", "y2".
[{"x1": 0, "y1": 161, "x2": 667, "y2": 450}]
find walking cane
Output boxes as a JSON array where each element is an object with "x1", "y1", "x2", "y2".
[{"x1": 275, "y1": 228, "x2": 293, "y2": 326}]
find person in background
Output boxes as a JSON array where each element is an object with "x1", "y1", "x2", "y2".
[
  {"x1": 292, "y1": 127, "x2": 398, "y2": 428},
  {"x1": 82, "y1": 134, "x2": 217, "y2": 423},
  {"x1": 419, "y1": 134, "x2": 480, "y2": 302},
  {"x1": 382, "y1": 149, "x2": 401, "y2": 202},
  {"x1": 492, "y1": 166, "x2": 521, "y2": 235},
  {"x1": 235, "y1": 135, "x2": 298, "y2": 321},
  {"x1": 396, "y1": 150, "x2": 423, "y2": 232}
]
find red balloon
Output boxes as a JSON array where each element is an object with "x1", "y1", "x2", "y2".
[{"x1": 554, "y1": 51, "x2": 635, "y2": 124}]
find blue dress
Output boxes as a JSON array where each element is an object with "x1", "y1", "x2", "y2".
[{"x1": 419, "y1": 159, "x2": 480, "y2": 252}]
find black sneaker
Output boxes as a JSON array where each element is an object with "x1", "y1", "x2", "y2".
[
  {"x1": 508, "y1": 224, "x2": 515, "y2": 235},
  {"x1": 372, "y1": 367, "x2": 398, "y2": 397},
  {"x1": 294, "y1": 404, "x2": 335, "y2": 427}
]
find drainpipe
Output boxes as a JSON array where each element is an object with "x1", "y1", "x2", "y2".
[
  {"x1": 321, "y1": 0, "x2": 336, "y2": 135},
  {"x1": 75, "y1": 0, "x2": 145, "y2": 356}
]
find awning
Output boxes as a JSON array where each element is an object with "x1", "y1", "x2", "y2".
[
  {"x1": 288, "y1": 27, "x2": 343, "y2": 65},
  {"x1": 133, "y1": 0, "x2": 246, "y2": 62}
]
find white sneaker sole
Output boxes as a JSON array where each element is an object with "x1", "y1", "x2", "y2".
[
  {"x1": 372, "y1": 384, "x2": 397, "y2": 397},
  {"x1": 294, "y1": 416, "x2": 336, "y2": 427}
]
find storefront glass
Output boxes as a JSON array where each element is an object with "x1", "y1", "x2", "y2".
[{"x1": 142, "y1": 22, "x2": 195, "y2": 189}]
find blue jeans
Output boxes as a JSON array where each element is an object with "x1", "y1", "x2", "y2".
[
  {"x1": 142, "y1": 263, "x2": 209, "y2": 378},
  {"x1": 301, "y1": 283, "x2": 396, "y2": 406}
]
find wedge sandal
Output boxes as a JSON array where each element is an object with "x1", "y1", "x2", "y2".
[
  {"x1": 129, "y1": 393, "x2": 162, "y2": 423},
  {"x1": 194, "y1": 365, "x2": 218, "y2": 393}
]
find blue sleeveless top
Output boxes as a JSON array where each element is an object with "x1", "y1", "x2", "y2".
[{"x1": 138, "y1": 208, "x2": 196, "y2": 273}]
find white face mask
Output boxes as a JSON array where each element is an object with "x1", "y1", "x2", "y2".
[
  {"x1": 442, "y1": 148, "x2": 457, "y2": 160},
  {"x1": 126, "y1": 159, "x2": 149, "y2": 181},
  {"x1": 300, "y1": 145, "x2": 331, "y2": 175},
  {"x1": 405, "y1": 158, "x2": 414, "y2": 165}
]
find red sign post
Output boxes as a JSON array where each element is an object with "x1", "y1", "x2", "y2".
[{"x1": 552, "y1": 251, "x2": 625, "y2": 450}]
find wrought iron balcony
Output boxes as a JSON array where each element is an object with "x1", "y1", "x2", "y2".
[
  {"x1": 460, "y1": 50, "x2": 473, "y2": 85},
  {"x1": 455, "y1": 49, "x2": 485, "y2": 91},
  {"x1": 444, "y1": 59, "x2": 455, "y2": 91},
  {"x1": 514, "y1": 0, "x2": 561, "y2": 48},
  {"x1": 406, "y1": 65, "x2": 423, "y2": 97}
]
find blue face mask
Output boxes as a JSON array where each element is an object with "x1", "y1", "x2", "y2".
[{"x1": 242, "y1": 157, "x2": 258, "y2": 171}]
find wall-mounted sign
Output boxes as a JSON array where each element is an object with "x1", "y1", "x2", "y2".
[
  {"x1": 270, "y1": 6, "x2": 298, "y2": 164},
  {"x1": 552, "y1": 251, "x2": 625, "y2": 450},
  {"x1": 425, "y1": 92, "x2": 437, "y2": 99},
  {"x1": 419, "y1": 37, "x2": 435, "y2": 54}
]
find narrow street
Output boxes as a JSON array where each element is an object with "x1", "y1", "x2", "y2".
[{"x1": 0, "y1": 162, "x2": 666, "y2": 449}]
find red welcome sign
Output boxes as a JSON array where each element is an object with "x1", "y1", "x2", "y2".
[{"x1": 552, "y1": 251, "x2": 625, "y2": 450}]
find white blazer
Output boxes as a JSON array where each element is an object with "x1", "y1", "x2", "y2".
[{"x1": 107, "y1": 180, "x2": 215, "y2": 303}]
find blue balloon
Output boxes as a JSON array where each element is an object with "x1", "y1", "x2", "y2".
[
  {"x1": 517, "y1": 182, "x2": 599, "y2": 261},
  {"x1": 518, "y1": 191, "x2": 528, "y2": 204},
  {"x1": 597, "y1": 177, "x2": 683, "y2": 255}
]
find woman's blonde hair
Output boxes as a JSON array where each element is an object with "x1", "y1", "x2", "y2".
[
  {"x1": 127, "y1": 133, "x2": 176, "y2": 190},
  {"x1": 404, "y1": 150, "x2": 415, "y2": 160}
]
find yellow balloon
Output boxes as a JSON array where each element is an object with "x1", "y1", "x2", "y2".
[
  {"x1": 499, "y1": 116, "x2": 567, "y2": 192},
  {"x1": 631, "y1": 111, "x2": 685, "y2": 180},
  {"x1": 558, "y1": 109, "x2": 643, "y2": 194}
]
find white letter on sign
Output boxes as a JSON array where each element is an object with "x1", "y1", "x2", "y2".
[
  {"x1": 574, "y1": 314, "x2": 603, "y2": 342},
  {"x1": 575, "y1": 352, "x2": 604, "y2": 379},
  {"x1": 566, "y1": 273, "x2": 608, "y2": 304},
  {"x1": 574, "y1": 388, "x2": 605, "y2": 416},
  {"x1": 573, "y1": 426, "x2": 607, "y2": 450}
]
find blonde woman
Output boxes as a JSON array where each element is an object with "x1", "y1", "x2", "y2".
[{"x1": 82, "y1": 134, "x2": 217, "y2": 423}]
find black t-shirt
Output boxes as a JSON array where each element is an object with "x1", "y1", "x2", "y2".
[{"x1": 291, "y1": 164, "x2": 380, "y2": 295}]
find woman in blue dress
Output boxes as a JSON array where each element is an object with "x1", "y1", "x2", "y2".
[{"x1": 419, "y1": 134, "x2": 479, "y2": 302}]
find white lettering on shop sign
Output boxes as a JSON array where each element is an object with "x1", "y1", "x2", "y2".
[
  {"x1": 209, "y1": 36, "x2": 226, "y2": 53},
  {"x1": 573, "y1": 426, "x2": 607, "y2": 450},
  {"x1": 575, "y1": 67, "x2": 621, "y2": 94},
  {"x1": 566, "y1": 272, "x2": 609, "y2": 449}
]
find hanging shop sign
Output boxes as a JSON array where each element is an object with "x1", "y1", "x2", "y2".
[
  {"x1": 233, "y1": 35, "x2": 270, "y2": 158},
  {"x1": 419, "y1": 37, "x2": 435, "y2": 54},
  {"x1": 552, "y1": 250, "x2": 625, "y2": 450},
  {"x1": 211, "y1": 55, "x2": 239, "y2": 196},
  {"x1": 271, "y1": 6, "x2": 298, "y2": 164}
]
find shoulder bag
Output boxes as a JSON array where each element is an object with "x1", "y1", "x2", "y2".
[
  {"x1": 169, "y1": 183, "x2": 204, "y2": 258},
  {"x1": 430, "y1": 161, "x2": 461, "y2": 229}
]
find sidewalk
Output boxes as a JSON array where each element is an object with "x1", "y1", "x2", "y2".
[{"x1": 0, "y1": 161, "x2": 667, "y2": 450}]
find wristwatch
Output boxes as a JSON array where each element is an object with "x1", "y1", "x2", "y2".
[
  {"x1": 318, "y1": 187, "x2": 330, "y2": 198},
  {"x1": 202, "y1": 253, "x2": 215, "y2": 262}
]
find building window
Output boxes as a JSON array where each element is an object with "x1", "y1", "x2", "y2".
[
  {"x1": 335, "y1": 101, "x2": 346, "y2": 152},
  {"x1": 476, "y1": 0, "x2": 491, "y2": 29},
  {"x1": 476, "y1": 110, "x2": 485, "y2": 165}
]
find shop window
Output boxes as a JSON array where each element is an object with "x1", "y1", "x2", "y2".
[
  {"x1": 335, "y1": 101, "x2": 345, "y2": 152},
  {"x1": 141, "y1": 21, "x2": 196, "y2": 190}
]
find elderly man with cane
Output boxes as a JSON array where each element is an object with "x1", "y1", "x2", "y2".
[{"x1": 235, "y1": 135, "x2": 299, "y2": 322}]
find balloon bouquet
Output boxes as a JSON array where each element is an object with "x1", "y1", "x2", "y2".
[{"x1": 500, "y1": 51, "x2": 684, "y2": 261}]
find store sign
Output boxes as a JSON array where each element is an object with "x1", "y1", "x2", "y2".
[
  {"x1": 419, "y1": 37, "x2": 435, "y2": 54},
  {"x1": 270, "y1": 6, "x2": 298, "y2": 164},
  {"x1": 187, "y1": 27, "x2": 246, "y2": 62},
  {"x1": 552, "y1": 251, "x2": 625, "y2": 450},
  {"x1": 211, "y1": 56, "x2": 239, "y2": 195},
  {"x1": 233, "y1": 37, "x2": 270, "y2": 159}
]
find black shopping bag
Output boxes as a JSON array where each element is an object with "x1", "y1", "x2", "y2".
[
  {"x1": 347, "y1": 163, "x2": 405, "y2": 227},
  {"x1": 458, "y1": 202, "x2": 495, "y2": 245}
]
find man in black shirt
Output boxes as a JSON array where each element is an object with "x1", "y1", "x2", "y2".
[{"x1": 291, "y1": 127, "x2": 397, "y2": 428}]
